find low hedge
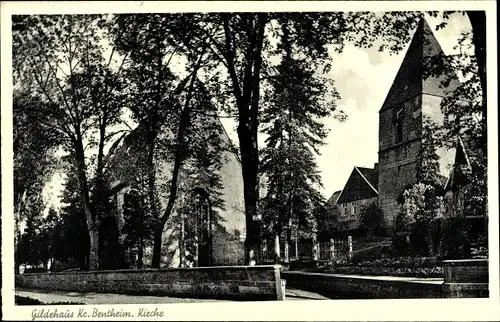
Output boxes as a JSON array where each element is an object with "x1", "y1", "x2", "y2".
[
  {"x1": 321, "y1": 266, "x2": 443, "y2": 278},
  {"x1": 316, "y1": 256, "x2": 443, "y2": 278}
]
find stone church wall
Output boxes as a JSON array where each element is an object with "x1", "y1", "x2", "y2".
[
  {"x1": 378, "y1": 96, "x2": 422, "y2": 229},
  {"x1": 107, "y1": 123, "x2": 246, "y2": 268}
]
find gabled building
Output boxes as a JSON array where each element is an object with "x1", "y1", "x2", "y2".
[{"x1": 335, "y1": 164, "x2": 379, "y2": 232}]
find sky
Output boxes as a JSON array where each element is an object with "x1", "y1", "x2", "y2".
[{"x1": 41, "y1": 12, "x2": 472, "y2": 211}]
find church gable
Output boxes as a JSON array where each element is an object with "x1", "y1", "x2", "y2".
[{"x1": 337, "y1": 167, "x2": 379, "y2": 204}]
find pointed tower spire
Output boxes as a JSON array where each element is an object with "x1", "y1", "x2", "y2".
[{"x1": 379, "y1": 18, "x2": 447, "y2": 112}]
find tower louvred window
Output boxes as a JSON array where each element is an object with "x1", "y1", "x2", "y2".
[{"x1": 394, "y1": 105, "x2": 404, "y2": 143}]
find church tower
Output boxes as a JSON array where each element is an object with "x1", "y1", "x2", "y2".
[{"x1": 377, "y1": 18, "x2": 457, "y2": 229}]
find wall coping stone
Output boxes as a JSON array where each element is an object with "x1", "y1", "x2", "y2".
[
  {"x1": 282, "y1": 271, "x2": 442, "y2": 298},
  {"x1": 283, "y1": 271, "x2": 443, "y2": 289},
  {"x1": 19, "y1": 265, "x2": 282, "y2": 276}
]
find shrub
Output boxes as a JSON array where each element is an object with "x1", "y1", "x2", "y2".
[
  {"x1": 410, "y1": 219, "x2": 431, "y2": 256},
  {"x1": 360, "y1": 203, "x2": 385, "y2": 237},
  {"x1": 15, "y1": 296, "x2": 43, "y2": 305},
  {"x1": 392, "y1": 234, "x2": 411, "y2": 256},
  {"x1": 15, "y1": 296, "x2": 84, "y2": 305},
  {"x1": 440, "y1": 217, "x2": 471, "y2": 259},
  {"x1": 319, "y1": 256, "x2": 443, "y2": 278}
]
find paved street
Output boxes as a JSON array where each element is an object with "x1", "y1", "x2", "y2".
[{"x1": 16, "y1": 287, "x2": 329, "y2": 304}]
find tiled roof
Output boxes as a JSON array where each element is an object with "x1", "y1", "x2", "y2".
[{"x1": 356, "y1": 167, "x2": 379, "y2": 189}]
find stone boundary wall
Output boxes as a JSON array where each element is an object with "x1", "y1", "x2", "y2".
[
  {"x1": 442, "y1": 259, "x2": 488, "y2": 298},
  {"x1": 282, "y1": 271, "x2": 443, "y2": 298},
  {"x1": 16, "y1": 265, "x2": 284, "y2": 301}
]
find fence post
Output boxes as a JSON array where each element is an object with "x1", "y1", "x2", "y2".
[
  {"x1": 262, "y1": 239, "x2": 267, "y2": 262},
  {"x1": 329, "y1": 238, "x2": 335, "y2": 260},
  {"x1": 274, "y1": 234, "x2": 281, "y2": 262},
  {"x1": 284, "y1": 241, "x2": 290, "y2": 262},
  {"x1": 348, "y1": 235, "x2": 353, "y2": 260}
]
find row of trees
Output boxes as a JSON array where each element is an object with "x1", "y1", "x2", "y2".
[{"x1": 13, "y1": 11, "x2": 486, "y2": 269}]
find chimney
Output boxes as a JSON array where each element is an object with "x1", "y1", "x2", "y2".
[{"x1": 374, "y1": 162, "x2": 379, "y2": 172}]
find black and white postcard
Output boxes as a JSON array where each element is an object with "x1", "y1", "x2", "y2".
[{"x1": 1, "y1": 1, "x2": 498, "y2": 321}]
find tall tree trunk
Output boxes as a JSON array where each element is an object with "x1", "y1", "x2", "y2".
[
  {"x1": 74, "y1": 137, "x2": 99, "y2": 270},
  {"x1": 14, "y1": 190, "x2": 27, "y2": 274},
  {"x1": 94, "y1": 119, "x2": 112, "y2": 269},
  {"x1": 138, "y1": 236, "x2": 144, "y2": 268},
  {"x1": 87, "y1": 224, "x2": 99, "y2": 271},
  {"x1": 151, "y1": 49, "x2": 206, "y2": 268},
  {"x1": 223, "y1": 13, "x2": 268, "y2": 265},
  {"x1": 179, "y1": 208, "x2": 185, "y2": 268},
  {"x1": 151, "y1": 228, "x2": 163, "y2": 268},
  {"x1": 146, "y1": 46, "x2": 163, "y2": 268},
  {"x1": 96, "y1": 123, "x2": 107, "y2": 178},
  {"x1": 467, "y1": 11, "x2": 487, "y2": 227},
  {"x1": 145, "y1": 118, "x2": 158, "y2": 269},
  {"x1": 274, "y1": 196, "x2": 284, "y2": 263},
  {"x1": 151, "y1": 101, "x2": 190, "y2": 267},
  {"x1": 467, "y1": 11, "x2": 487, "y2": 155},
  {"x1": 239, "y1": 140, "x2": 261, "y2": 265},
  {"x1": 285, "y1": 213, "x2": 292, "y2": 262}
]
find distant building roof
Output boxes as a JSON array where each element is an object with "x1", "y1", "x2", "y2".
[
  {"x1": 444, "y1": 136, "x2": 472, "y2": 192},
  {"x1": 326, "y1": 190, "x2": 342, "y2": 206},
  {"x1": 337, "y1": 166, "x2": 379, "y2": 204}
]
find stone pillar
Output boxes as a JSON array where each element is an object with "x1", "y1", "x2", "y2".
[
  {"x1": 348, "y1": 236, "x2": 353, "y2": 260},
  {"x1": 262, "y1": 239, "x2": 267, "y2": 262},
  {"x1": 312, "y1": 235, "x2": 319, "y2": 261},
  {"x1": 329, "y1": 238, "x2": 335, "y2": 260},
  {"x1": 284, "y1": 241, "x2": 290, "y2": 262},
  {"x1": 274, "y1": 234, "x2": 281, "y2": 262},
  {"x1": 442, "y1": 259, "x2": 489, "y2": 298}
]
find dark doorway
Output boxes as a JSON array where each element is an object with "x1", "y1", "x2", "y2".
[{"x1": 196, "y1": 196, "x2": 212, "y2": 267}]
